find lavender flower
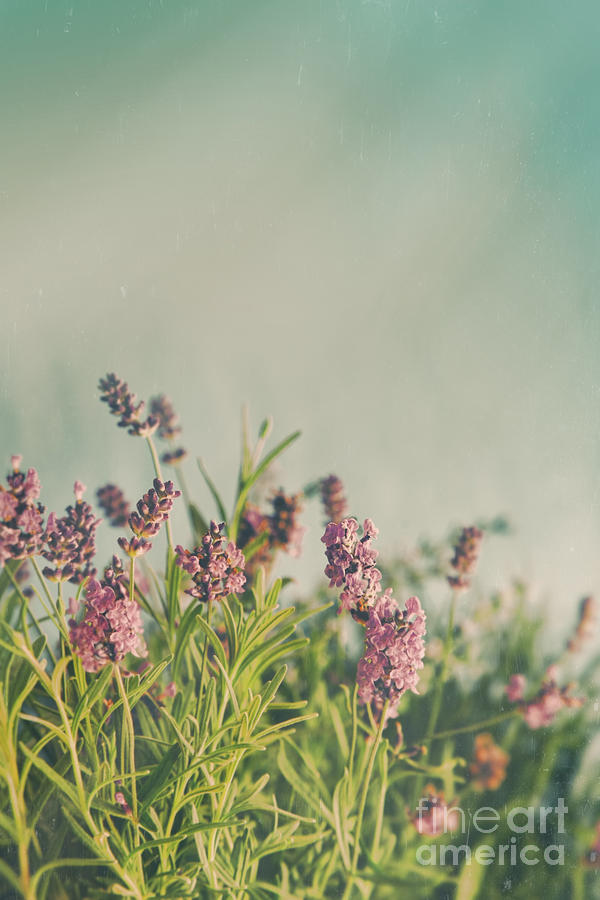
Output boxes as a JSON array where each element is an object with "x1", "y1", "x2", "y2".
[
  {"x1": 175, "y1": 521, "x2": 246, "y2": 603},
  {"x1": 447, "y1": 526, "x2": 483, "y2": 590},
  {"x1": 149, "y1": 394, "x2": 182, "y2": 441},
  {"x1": 69, "y1": 577, "x2": 147, "y2": 673},
  {"x1": 98, "y1": 373, "x2": 159, "y2": 438},
  {"x1": 162, "y1": 447, "x2": 188, "y2": 466},
  {"x1": 0, "y1": 456, "x2": 45, "y2": 566},
  {"x1": 268, "y1": 490, "x2": 305, "y2": 558},
  {"x1": 505, "y1": 666, "x2": 583, "y2": 729},
  {"x1": 237, "y1": 491, "x2": 305, "y2": 576},
  {"x1": 505, "y1": 674, "x2": 526, "y2": 702},
  {"x1": 321, "y1": 517, "x2": 382, "y2": 616},
  {"x1": 118, "y1": 478, "x2": 180, "y2": 558},
  {"x1": 42, "y1": 482, "x2": 100, "y2": 584},
  {"x1": 97, "y1": 484, "x2": 130, "y2": 528},
  {"x1": 357, "y1": 592, "x2": 427, "y2": 720},
  {"x1": 320, "y1": 475, "x2": 348, "y2": 524},
  {"x1": 413, "y1": 785, "x2": 460, "y2": 835},
  {"x1": 237, "y1": 503, "x2": 272, "y2": 575}
]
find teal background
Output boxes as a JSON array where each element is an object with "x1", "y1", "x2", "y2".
[{"x1": 1, "y1": 1, "x2": 599, "y2": 627}]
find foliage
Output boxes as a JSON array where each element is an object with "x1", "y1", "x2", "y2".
[{"x1": 0, "y1": 378, "x2": 598, "y2": 899}]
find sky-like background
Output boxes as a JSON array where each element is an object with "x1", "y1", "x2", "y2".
[{"x1": 1, "y1": 0, "x2": 599, "y2": 635}]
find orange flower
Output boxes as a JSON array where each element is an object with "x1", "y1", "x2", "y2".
[{"x1": 470, "y1": 733, "x2": 509, "y2": 791}]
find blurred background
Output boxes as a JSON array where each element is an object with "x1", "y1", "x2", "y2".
[{"x1": 1, "y1": 0, "x2": 599, "y2": 633}]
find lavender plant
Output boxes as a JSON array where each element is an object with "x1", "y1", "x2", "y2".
[{"x1": 0, "y1": 375, "x2": 598, "y2": 900}]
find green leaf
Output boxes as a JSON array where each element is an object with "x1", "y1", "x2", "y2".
[
  {"x1": 229, "y1": 431, "x2": 301, "y2": 543},
  {"x1": 172, "y1": 599, "x2": 201, "y2": 682},
  {"x1": 195, "y1": 614, "x2": 227, "y2": 670},
  {"x1": 140, "y1": 743, "x2": 182, "y2": 814},
  {"x1": 188, "y1": 502, "x2": 209, "y2": 542},
  {"x1": 72, "y1": 665, "x2": 113, "y2": 734},
  {"x1": 166, "y1": 550, "x2": 183, "y2": 629},
  {"x1": 128, "y1": 818, "x2": 240, "y2": 855},
  {"x1": 19, "y1": 743, "x2": 79, "y2": 805},
  {"x1": 197, "y1": 458, "x2": 229, "y2": 524},
  {"x1": 332, "y1": 778, "x2": 352, "y2": 869}
]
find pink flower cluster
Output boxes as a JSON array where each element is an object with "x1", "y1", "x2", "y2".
[
  {"x1": 0, "y1": 456, "x2": 45, "y2": 566},
  {"x1": 118, "y1": 478, "x2": 180, "y2": 558},
  {"x1": 505, "y1": 666, "x2": 583, "y2": 729},
  {"x1": 321, "y1": 517, "x2": 382, "y2": 615},
  {"x1": 322, "y1": 516, "x2": 427, "y2": 720},
  {"x1": 175, "y1": 521, "x2": 246, "y2": 603},
  {"x1": 42, "y1": 482, "x2": 100, "y2": 584},
  {"x1": 357, "y1": 592, "x2": 427, "y2": 720},
  {"x1": 69, "y1": 577, "x2": 147, "y2": 673}
]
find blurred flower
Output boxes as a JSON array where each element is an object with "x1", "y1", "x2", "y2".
[
  {"x1": 175, "y1": 521, "x2": 246, "y2": 603},
  {"x1": 320, "y1": 475, "x2": 347, "y2": 524},
  {"x1": 470, "y1": 733, "x2": 509, "y2": 790},
  {"x1": 584, "y1": 823, "x2": 600, "y2": 867},
  {"x1": 511, "y1": 666, "x2": 583, "y2": 729},
  {"x1": 413, "y1": 785, "x2": 460, "y2": 835},
  {"x1": 69, "y1": 577, "x2": 147, "y2": 673},
  {"x1": 97, "y1": 484, "x2": 130, "y2": 528},
  {"x1": 149, "y1": 394, "x2": 182, "y2": 441},
  {"x1": 0, "y1": 456, "x2": 45, "y2": 566},
  {"x1": 42, "y1": 482, "x2": 100, "y2": 584},
  {"x1": 268, "y1": 490, "x2": 304, "y2": 557},
  {"x1": 568, "y1": 595, "x2": 596, "y2": 653},
  {"x1": 118, "y1": 478, "x2": 180, "y2": 558},
  {"x1": 506, "y1": 674, "x2": 526, "y2": 702},
  {"x1": 115, "y1": 791, "x2": 132, "y2": 816},
  {"x1": 357, "y1": 592, "x2": 427, "y2": 721},
  {"x1": 321, "y1": 517, "x2": 382, "y2": 616},
  {"x1": 98, "y1": 373, "x2": 159, "y2": 438},
  {"x1": 447, "y1": 526, "x2": 483, "y2": 591},
  {"x1": 237, "y1": 503, "x2": 272, "y2": 574},
  {"x1": 162, "y1": 447, "x2": 188, "y2": 466}
]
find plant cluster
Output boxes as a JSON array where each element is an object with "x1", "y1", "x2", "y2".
[{"x1": 0, "y1": 375, "x2": 598, "y2": 899}]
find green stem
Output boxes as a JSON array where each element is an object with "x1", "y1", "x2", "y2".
[
  {"x1": 425, "y1": 590, "x2": 458, "y2": 744},
  {"x1": 129, "y1": 556, "x2": 136, "y2": 604},
  {"x1": 114, "y1": 666, "x2": 139, "y2": 837},
  {"x1": 428, "y1": 709, "x2": 519, "y2": 742},
  {"x1": 413, "y1": 590, "x2": 458, "y2": 806},
  {"x1": 342, "y1": 702, "x2": 389, "y2": 900}
]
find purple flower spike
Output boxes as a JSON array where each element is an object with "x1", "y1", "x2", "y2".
[
  {"x1": 42, "y1": 482, "x2": 100, "y2": 584},
  {"x1": 320, "y1": 475, "x2": 348, "y2": 524},
  {"x1": 0, "y1": 456, "x2": 46, "y2": 566},
  {"x1": 357, "y1": 591, "x2": 427, "y2": 721},
  {"x1": 118, "y1": 478, "x2": 180, "y2": 558},
  {"x1": 175, "y1": 521, "x2": 246, "y2": 603},
  {"x1": 69, "y1": 576, "x2": 147, "y2": 673},
  {"x1": 97, "y1": 484, "x2": 130, "y2": 528},
  {"x1": 149, "y1": 394, "x2": 182, "y2": 441},
  {"x1": 268, "y1": 490, "x2": 305, "y2": 558},
  {"x1": 162, "y1": 447, "x2": 188, "y2": 466},
  {"x1": 447, "y1": 526, "x2": 483, "y2": 591},
  {"x1": 98, "y1": 373, "x2": 159, "y2": 438}
]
